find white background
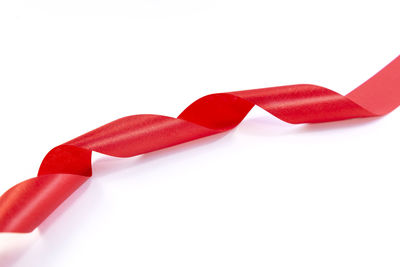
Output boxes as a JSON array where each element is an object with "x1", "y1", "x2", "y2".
[{"x1": 0, "y1": 1, "x2": 399, "y2": 266}]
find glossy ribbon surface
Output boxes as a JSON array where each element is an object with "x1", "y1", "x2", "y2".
[{"x1": 1, "y1": 57, "x2": 399, "y2": 233}]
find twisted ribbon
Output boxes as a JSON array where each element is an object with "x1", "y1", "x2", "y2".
[{"x1": 1, "y1": 57, "x2": 399, "y2": 233}]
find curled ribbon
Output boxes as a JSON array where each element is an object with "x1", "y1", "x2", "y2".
[{"x1": 1, "y1": 56, "x2": 399, "y2": 233}]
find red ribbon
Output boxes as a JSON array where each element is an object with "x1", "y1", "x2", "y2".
[{"x1": 1, "y1": 57, "x2": 399, "y2": 233}]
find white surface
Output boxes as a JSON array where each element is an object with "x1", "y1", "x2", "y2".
[{"x1": 0, "y1": 1, "x2": 400, "y2": 266}]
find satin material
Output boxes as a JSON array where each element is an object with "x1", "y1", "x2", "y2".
[{"x1": 1, "y1": 56, "x2": 399, "y2": 233}]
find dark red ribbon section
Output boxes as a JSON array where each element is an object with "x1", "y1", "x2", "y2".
[{"x1": 1, "y1": 57, "x2": 399, "y2": 233}]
